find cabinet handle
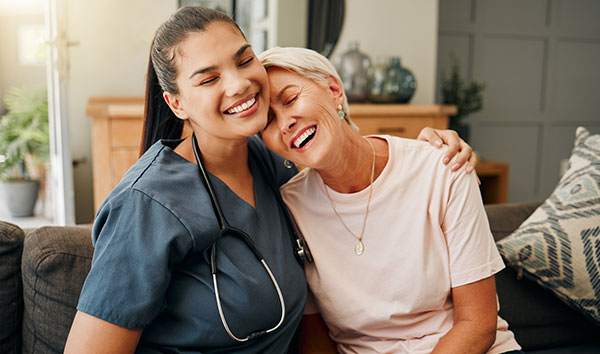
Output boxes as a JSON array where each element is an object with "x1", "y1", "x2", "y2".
[{"x1": 377, "y1": 127, "x2": 406, "y2": 134}]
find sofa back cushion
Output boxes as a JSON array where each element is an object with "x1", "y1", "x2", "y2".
[
  {"x1": 21, "y1": 225, "x2": 93, "y2": 354},
  {"x1": 0, "y1": 221, "x2": 25, "y2": 354}
]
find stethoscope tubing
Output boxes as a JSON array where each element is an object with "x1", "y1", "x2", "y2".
[{"x1": 191, "y1": 133, "x2": 286, "y2": 342}]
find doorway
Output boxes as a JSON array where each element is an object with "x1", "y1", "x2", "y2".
[{"x1": 0, "y1": 0, "x2": 75, "y2": 226}]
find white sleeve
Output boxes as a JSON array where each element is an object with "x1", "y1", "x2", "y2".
[{"x1": 442, "y1": 169, "x2": 505, "y2": 288}]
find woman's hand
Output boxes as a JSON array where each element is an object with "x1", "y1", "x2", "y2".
[
  {"x1": 64, "y1": 311, "x2": 142, "y2": 354},
  {"x1": 417, "y1": 127, "x2": 477, "y2": 174}
]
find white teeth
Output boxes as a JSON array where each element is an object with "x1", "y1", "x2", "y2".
[
  {"x1": 227, "y1": 96, "x2": 256, "y2": 114},
  {"x1": 293, "y1": 127, "x2": 316, "y2": 148}
]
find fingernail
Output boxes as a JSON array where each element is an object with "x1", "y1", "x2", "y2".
[
  {"x1": 466, "y1": 165, "x2": 473, "y2": 173},
  {"x1": 452, "y1": 163, "x2": 460, "y2": 170},
  {"x1": 443, "y1": 157, "x2": 450, "y2": 164},
  {"x1": 435, "y1": 140, "x2": 442, "y2": 147}
]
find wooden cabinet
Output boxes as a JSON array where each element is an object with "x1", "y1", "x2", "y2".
[
  {"x1": 476, "y1": 161, "x2": 510, "y2": 204},
  {"x1": 348, "y1": 104, "x2": 455, "y2": 138},
  {"x1": 87, "y1": 97, "x2": 145, "y2": 211}
]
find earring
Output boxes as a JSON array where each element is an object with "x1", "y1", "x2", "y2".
[{"x1": 337, "y1": 104, "x2": 345, "y2": 120}]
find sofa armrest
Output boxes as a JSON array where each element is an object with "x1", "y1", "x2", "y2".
[
  {"x1": 21, "y1": 225, "x2": 93, "y2": 354},
  {"x1": 485, "y1": 201, "x2": 543, "y2": 242},
  {"x1": 0, "y1": 222, "x2": 25, "y2": 354}
]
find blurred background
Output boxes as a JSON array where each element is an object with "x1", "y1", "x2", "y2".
[{"x1": 0, "y1": 0, "x2": 598, "y2": 225}]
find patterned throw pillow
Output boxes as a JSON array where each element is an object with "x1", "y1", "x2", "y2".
[{"x1": 497, "y1": 127, "x2": 600, "y2": 325}]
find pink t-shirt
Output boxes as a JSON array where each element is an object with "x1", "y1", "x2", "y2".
[{"x1": 280, "y1": 136, "x2": 521, "y2": 354}]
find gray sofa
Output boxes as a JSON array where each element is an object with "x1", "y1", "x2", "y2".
[{"x1": 1, "y1": 201, "x2": 599, "y2": 354}]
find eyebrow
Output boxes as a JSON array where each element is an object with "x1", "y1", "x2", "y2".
[
  {"x1": 188, "y1": 44, "x2": 252, "y2": 79},
  {"x1": 276, "y1": 85, "x2": 298, "y2": 101}
]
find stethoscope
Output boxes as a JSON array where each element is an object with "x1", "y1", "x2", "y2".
[{"x1": 191, "y1": 133, "x2": 312, "y2": 342}]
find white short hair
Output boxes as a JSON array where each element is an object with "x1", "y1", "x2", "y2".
[{"x1": 259, "y1": 46, "x2": 358, "y2": 131}]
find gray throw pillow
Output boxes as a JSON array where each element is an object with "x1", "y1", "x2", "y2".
[{"x1": 497, "y1": 127, "x2": 600, "y2": 325}]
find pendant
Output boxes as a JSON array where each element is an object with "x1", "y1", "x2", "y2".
[{"x1": 354, "y1": 240, "x2": 364, "y2": 255}]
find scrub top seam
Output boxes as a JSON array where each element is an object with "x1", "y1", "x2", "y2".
[
  {"x1": 131, "y1": 144, "x2": 166, "y2": 187},
  {"x1": 128, "y1": 187, "x2": 197, "y2": 251}
]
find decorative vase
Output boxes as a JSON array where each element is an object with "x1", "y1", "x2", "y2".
[
  {"x1": 387, "y1": 57, "x2": 416, "y2": 103},
  {"x1": 368, "y1": 56, "x2": 417, "y2": 104},
  {"x1": 334, "y1": 41, "x2": 372, "y2": 102},
  {"x1": 1, "y1": 180, "x2": 39, "y2": 217},
  {"x1": 367, "y1": 57, "x2": 395, "y2": 103}
]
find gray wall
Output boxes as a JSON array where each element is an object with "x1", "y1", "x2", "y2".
[{"x1": 437, "y1": 0, "x2": 600, "y2": 203}]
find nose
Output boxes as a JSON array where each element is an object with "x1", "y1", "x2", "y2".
[
  {"x1": 277, "y1": 113, "x2": 296, "y2": 134},
  {"x1": 224, "y1": 72, "x2": 250, "y2": 97}
]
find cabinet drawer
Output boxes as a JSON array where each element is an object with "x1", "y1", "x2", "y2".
[
  {"x1": 110, "y1": 119, "x2": 143, "y2": 148},
  {"x1": 352, "y1": 117, "x2": 447, "y2": 138}
]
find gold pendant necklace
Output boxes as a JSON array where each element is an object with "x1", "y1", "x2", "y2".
[{"x1": 323, "y1": 138, "x2": 376, "y2": 256}]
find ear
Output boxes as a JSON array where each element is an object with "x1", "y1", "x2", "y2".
[
  {"x1": 326, "y1": 74, "x2": 344, "y2": 103},
  {"x1": 163, "y1": 92, "x2": 190, "y2": 120}
]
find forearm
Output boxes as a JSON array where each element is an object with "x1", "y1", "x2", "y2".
[{"x1": 431, "y1": 320, "x2": 495, "y2": 354}]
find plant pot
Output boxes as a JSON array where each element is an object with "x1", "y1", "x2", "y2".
[{"x1": 1, "y1": 180, "x2": 39, "y2": 217}]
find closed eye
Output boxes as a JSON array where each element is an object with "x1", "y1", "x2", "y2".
[
  {"x1": 239, "y1": 57, "x2": 254, "y2": 66},
  {"x1": 198, "y1": 76, "x2": 219, "y2": 86},
  {"x1": 285, "y1": 95, "x2": 298, "y2": 105}
]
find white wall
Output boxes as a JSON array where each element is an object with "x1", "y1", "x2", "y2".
[
  {"x1": 66, "y1": 0, "x2": 177, "y2": 222},
  {"x1": 331, "y1": 0, "x2": 439, "y2": 104},
  {"x1": 0, "y1": 12, "x2": 46, "y2": 113}
]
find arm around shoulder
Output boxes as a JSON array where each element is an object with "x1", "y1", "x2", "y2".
[{"x1": 64, "y1": 311, "x2": 142, "y2": 354}]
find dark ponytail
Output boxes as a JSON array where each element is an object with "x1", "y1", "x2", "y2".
[
  {"x1": 140, "y1": 6, "x2": 242, "y2": 155},
  {"x1": 141, "y1": 54, "x2": 183, "y2": 155}
]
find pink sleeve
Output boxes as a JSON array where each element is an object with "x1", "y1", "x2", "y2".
[{"x1": 441, "y1": 169, "x2": 505, "y2": 288}]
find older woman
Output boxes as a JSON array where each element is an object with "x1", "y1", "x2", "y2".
[{"x1": 259, "y1": 47, "x2": 523, "y2": 354}]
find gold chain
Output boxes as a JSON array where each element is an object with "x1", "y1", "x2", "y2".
[{"x1": 323, "y1": 138, "x2": 376, "y2": 255}]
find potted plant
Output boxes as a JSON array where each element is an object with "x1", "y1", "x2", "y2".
[
  {"x1": 0, "y1": 86, "x2": 49, "y2": 217},
  {"x1": 440, "y1": 55, "x2": 485, "y2": 143}
]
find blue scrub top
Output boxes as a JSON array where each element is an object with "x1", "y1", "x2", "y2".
[{"x1": 77, "y1": 136, "x2": 306, "y2": 353}]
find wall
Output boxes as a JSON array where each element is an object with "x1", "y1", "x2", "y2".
[
  {"x1": 66, "y1": 0, "x2": 177, "y2": 223},
  {"x1": 437, "y1": 0, "x2": 600, "y2": 203},
  {"x1": 331, "y1": 0, "x2": 439, "y2": 104},
  {"x1": 0, "y1": 10, "x2": 46, "y2": 113}
]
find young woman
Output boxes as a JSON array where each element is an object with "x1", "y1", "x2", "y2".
[
  {"x1": 65, "y1": 7, "x2": 474, "y2": 354},
  {"x1": 259, "y1": 47, "x2": 523, "y2": 354}
]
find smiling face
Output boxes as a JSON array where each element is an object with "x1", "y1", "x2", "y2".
[
  {"x1": 262, "y1": 68, "x2": 346, "y2": 169},
  {"x1": 164, "y1": 22, "x2": 270, "y2": 143}
]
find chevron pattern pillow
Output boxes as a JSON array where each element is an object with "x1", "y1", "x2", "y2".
[{"x1": 497, "y1": 127, "x2": 600, "y2": 325}]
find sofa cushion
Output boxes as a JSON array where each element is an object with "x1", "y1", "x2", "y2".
[
  {"x1": 485, "y1": 201, "x2": 543, "y2": 242},
  {"x1": 0, "y1": 221, "x2": 25, "y2": 354},
  {"x1": 21, "y1": 225, "x2": 93, "y2": 354},
  {"x1": 497, "y1": 127, "x2": 600, "y2": 326},
  {"x1": 496, "y1": 267, "x2": 600, "y2": 350}
]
